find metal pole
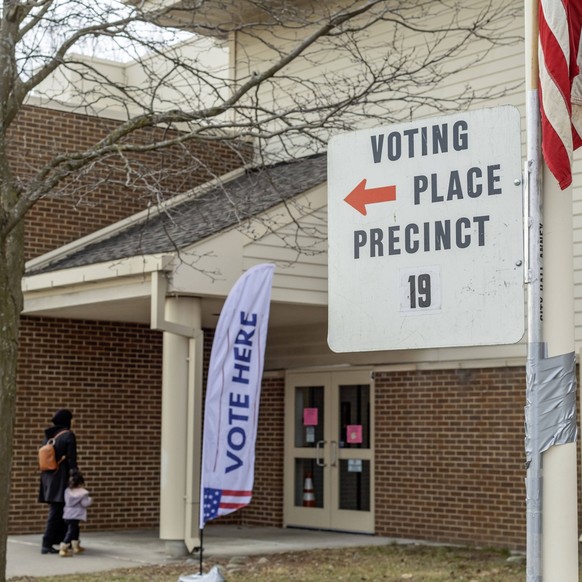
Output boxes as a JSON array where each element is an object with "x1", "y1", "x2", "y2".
[
  {"x1": 524, "y1": 2, "x2": 579, "y2": 580},
  {"x1": 524, "y1": 1, "x2": 543, "y2": 579},
  {"x1": 525, "y1": 93, "x2": 543, "y2": 582},
  {"x1": 199, "y1": 528, "x2": 204, "y2": 575}
]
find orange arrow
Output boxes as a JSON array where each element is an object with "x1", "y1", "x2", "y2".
[{"x1": 344, "y1": 179, "x2": 397, "y2": 216}]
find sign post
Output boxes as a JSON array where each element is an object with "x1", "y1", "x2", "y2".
[{"x1": 327, "y1": 107, "x2": 525, "y2": 352}]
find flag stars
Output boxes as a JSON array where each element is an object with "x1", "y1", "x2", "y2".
[{"x1": 203, "y1": 488, "x2": 221, "y2": 522}]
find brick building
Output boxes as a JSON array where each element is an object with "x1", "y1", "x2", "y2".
[
  {"x1": 8, "y1": 0, "x2": 582, "y2": 558},
  {"x1": 14, "y1": 147, "x2": 547, "y2": 552}
]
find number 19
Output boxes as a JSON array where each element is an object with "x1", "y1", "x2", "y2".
[{"x1": 408, "y1": 274, "x2": 432, "y2": 309}]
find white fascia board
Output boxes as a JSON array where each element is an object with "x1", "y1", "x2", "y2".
[
  {"x1": 22, "y1": 254, "x2": 172, "y2": 293},
  {"x1": 23, "y1": 276, "x2": 153, "y2": 315},
  {"x1": 25, "y1": 93, "x2": 130, "y2": 122},
  {"x1": 359, "y1": 343, "x2": 527, "y2": 369}
]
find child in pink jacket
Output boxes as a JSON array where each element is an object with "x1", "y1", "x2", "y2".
[{"x1": 59, "y1": 470, "x2": 92, "y2": 557}]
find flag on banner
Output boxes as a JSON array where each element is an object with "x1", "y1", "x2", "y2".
[
  {"x1": 199, "y1": 263, "x2": 275, "y2": 529},
  {"x1": 539, "y1": 0, "x2": 582, "y2": 189}
]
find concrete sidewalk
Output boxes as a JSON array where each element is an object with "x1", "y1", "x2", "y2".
[{"x1": 7, "y1": 525, "x2": 401, "y2": 579}]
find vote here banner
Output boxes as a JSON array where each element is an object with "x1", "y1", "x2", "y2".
[{"x1": 199, "y1": 263, "x2": 275, "y2": 529}]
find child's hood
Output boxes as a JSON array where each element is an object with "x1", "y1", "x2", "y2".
[{"x1": 67, "y1": 487, "x2": 91, "y2": 506}]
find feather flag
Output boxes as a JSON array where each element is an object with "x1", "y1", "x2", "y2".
[{"x1": 199, "y1": 264, "x2": 275, "y2": 529}]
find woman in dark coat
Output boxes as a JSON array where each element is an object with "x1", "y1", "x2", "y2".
[{"x1": 38, "y1": 409, "x2": 78, "y2": 554}]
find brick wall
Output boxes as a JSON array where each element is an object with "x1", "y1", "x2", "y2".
[
  {"x1": 239, "y1": 367, "x2": 530, "y2": 548},
  {"x1": 9, "y1": 105, "x2": 251, "y2": 261},
  {"x1": 235, "y1": 374, "x2": 285, "y2": 527},
  {"x1": 9, "y1": 103, "x2": 250, "y2": 533},
  {"x1": 374, "y1": 367, "x2": 526, "y2": 549},
  {"x1": 13, "y1": 318, "x2": 572, "y2": 550},
  {"x1": 11, "y1": 317, "x2": 163, "y2": 534}
]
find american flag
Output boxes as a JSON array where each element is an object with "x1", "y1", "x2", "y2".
[
  {"x1": 202, "y1": 488, "x2": 253, "y2": 522},
  {"x1": 539, "y1": 0, "x2": 582, "y2": 190}
]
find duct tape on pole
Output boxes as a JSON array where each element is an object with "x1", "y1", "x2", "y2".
[{"x1": 327, "y1": 106, "x2": 525, "y2": 352}]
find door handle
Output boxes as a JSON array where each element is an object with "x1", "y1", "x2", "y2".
[
  {"x1": 316, "y1": 440, "x2": 326, "y2": 467},
  {"x1": 331, "y1": 440, "x2": 338, "y2": 467}
]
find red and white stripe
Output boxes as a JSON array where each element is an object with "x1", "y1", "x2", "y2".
[
  {"x1": 218, "y1": 489, "x2": 253, "y2": 513},
  {"x1": 539, "y1": 0, "x2": 582, "y2": 189}
]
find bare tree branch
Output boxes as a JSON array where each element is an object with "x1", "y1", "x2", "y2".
[{"x1": 3, "y1": 0, "x2": 522, "y2": 233}]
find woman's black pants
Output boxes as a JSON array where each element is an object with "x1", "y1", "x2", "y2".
[{"x1": 42, "y1": 502, "x2": 66, "y2": 548}]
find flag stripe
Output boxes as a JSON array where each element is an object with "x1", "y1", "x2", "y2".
[
  {"x1": 219, "y1": 502, "x2": 248, "y2": 510},
  {"x1": 570, "y1": 0, "x2": 582, "y2": 147},
  {"x1": 543, "y1": 0, "x2": 570, "y2": 58},
  {"x1": 221, "y1": 489, "x2": 253, "y2": 496},
  {"x1": 539, "y1": 0, "x2": 582, "y2": 189}
]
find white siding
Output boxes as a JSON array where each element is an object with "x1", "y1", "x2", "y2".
[
  {"x1": 242, "y1": 185, "x2": 329, "y2": 305},
  {"x1": 232, "y1": 1, "x2": 525, "y2": 158}
]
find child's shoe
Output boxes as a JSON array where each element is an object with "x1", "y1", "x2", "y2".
[
  {"x1": 59, "y1": 542, "x2": 72, "y2": 557},
  {"x1": 71, "y1": 540, "x2": 85, "y2": 554}
]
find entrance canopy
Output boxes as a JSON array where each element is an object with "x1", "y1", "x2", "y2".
[{"x1": 22, "y1": 154, "x2": 329, "y2": 331}]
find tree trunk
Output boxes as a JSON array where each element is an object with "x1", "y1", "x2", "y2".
[{"x1": 0, "y1": 219, "x2": 25, "y2": 582}]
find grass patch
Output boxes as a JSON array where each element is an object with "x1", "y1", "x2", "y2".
[{"x1": 9, "y1": 544, "x2": 525, "y2": 582}]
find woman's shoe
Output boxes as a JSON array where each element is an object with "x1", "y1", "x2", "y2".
[
  {"x1": 41, "y1": 546, "x2": 58, "y2": 554},
  {"x1": 71, "y1": 540, "x2": 85, "y2": 554}
]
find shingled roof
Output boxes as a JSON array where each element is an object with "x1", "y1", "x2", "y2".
[{"x1": 28, "y1": 153, "x2": 327, "y2": 275}]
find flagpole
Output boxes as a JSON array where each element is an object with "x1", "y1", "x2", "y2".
[
  {"x1": 524, "y1": 1, "x2": 543, "y2": 579},
  {"x1": 199, "y1": 528, "x2": 204, "y2": 576},
  {"x1": 525, "y1": 1, "x2": 579, "y2": 580}
]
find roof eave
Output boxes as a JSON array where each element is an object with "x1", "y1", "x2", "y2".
[
  {"x1": 130, "y1": 0, "x2": 317, "y2": 37},
  {"x1": 25, "y1": 165, "x2": 248, "y2": 276},
  {"x1": 23, "y1": 253, "x2": 173, "y2": 294}
]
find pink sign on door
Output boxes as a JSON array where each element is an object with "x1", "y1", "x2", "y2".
[
  {"x1": 303, "y1": 408, "x2": 318, "y2": 426},
  {"x1": 346, "y1": 425, "x2": 362, "y2": 444}
]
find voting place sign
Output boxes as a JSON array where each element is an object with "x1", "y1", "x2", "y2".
[{"x1": 327, "y1": 106, "x2": 525, "y2": 352}]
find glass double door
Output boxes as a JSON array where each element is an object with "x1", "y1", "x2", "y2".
[{"x1": 284, "y1": 370, "x2": 374, "y2": 533}]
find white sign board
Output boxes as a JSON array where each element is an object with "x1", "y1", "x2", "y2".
[{"x1": 327, "y1": 106, "x2": 524, "y2": 352}]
